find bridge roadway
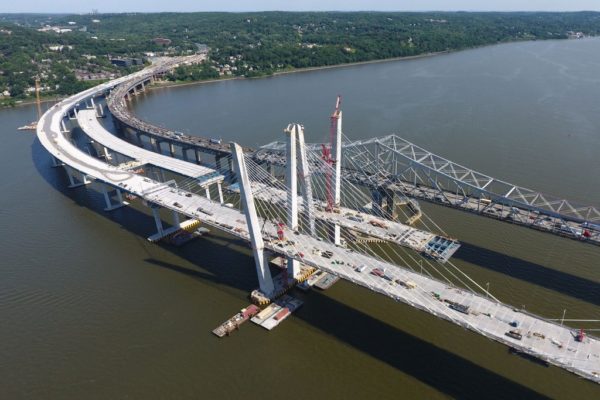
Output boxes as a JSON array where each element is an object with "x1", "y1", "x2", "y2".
[
  {"x1": 254, "y1": 150, "x2": 600, "y2": 246},
  {"x1": 37, "y1": 69, "x2": 600, "y2": 384},
  {"x1": 232, "y1": 181, "x2": 460, "y2": 262},
  {"x1": 78, "y1": 110, "x2": 224, "y2": 188},
  {"x1": 79, "y1": 108, "x2": 458, "y2": 262},
  {"x1": 105, "y1": 61, "x2": 251, "y2": 157}
]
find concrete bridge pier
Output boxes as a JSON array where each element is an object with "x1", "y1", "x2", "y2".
[
  {"x1": 51, "y1": 155, "x2": 64, "y2": 168},
  {"x1": 371, "y1": 188, "x2": 398, "y2": 220},
  {"x1": 86, "y1": 97, "x2": 96, "y2": 110},
  {"x1": 169, "y1": 142, "x2": 176, "y2": 158},
  {"x1": 172, "y1": 210, "x2": 181, "y2": 228},
  {"x1": 297, "y1": 124, "x2": 316, "y2": 236},
  {"x1": 94, "y1": 144, "x2": 112, "y2": 162},
  {"x1": 231, "y1": 142, "x2": 274, "y2": 295},
  {"x1": 135, "y1": 132, "x2": 143, "y2": 146},
  {"x1": 149, "y1": 136, "x2": 160, "y2": 152},
  {"x1": 66, "y1": 167, "x2": 91, "y2": 189},
  {"x1": 67, "y1": 108, "x2": 78, "y2": 120},
  {"x1": 181, "y1": 147, "x2": 189, "y2": 161},
  {"x1": 194, "y1": 149, "x2": 201, "y2": 164},
  {"x1": 95, "y1": 103, "x2": 105, "y2": 118},
  {"x1": 285, "y1": 124, "x2": 300, "y2": 279},
  {"x1": 217, "y1": 182, "x2": 224, "y2": 204},
  {"x1": 102, "y1": 184, "x2": 127, "y2": 211},
  {"x1": 150, "y1": 205, "x2": 164, "y2": 237}
]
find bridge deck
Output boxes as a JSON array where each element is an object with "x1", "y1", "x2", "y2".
[
  {"x1": 231, "y1": 181, "x2": 460, "y2": 262},
  {"x1": 78, "y1": 110, "x2": 223, "y2": 186},
  {"x1": 254, "y1": 151, "x2": 600, "y2": 246},
  {"x1": 36, "y1": 62, "x2": 600, "y2": 384}
]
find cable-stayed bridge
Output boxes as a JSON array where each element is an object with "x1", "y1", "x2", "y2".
[{"x1": 36, "y1": 57, "x2": 600, "y2": 383}]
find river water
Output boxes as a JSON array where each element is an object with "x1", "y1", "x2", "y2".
[{"x1": 2, "y1": 39, "x2": 600, "y2": 399}]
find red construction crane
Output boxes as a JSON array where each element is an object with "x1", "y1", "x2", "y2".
[
  {"x1": 277, "y1": 221, "x2": 285, "y2": 241},
  {"x1": 322, "y1": 95, "x2": 342, "y2": 211}
]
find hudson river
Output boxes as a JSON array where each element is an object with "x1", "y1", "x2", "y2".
[{"x1": 2, "y1": 38, "x2": 599, "y2": 399}]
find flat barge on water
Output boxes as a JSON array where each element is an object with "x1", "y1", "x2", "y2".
[{"x1": 212, "y1": 304, "x2": 260, "y2": 338}]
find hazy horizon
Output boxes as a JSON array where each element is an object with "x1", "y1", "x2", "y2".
[{"x1": 3, "y1": 1, "x2": 600, "y2": 14}]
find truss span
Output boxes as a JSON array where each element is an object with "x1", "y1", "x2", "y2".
[{"x1": 256, "y1": 134, "x2": 600, "y2": 244}]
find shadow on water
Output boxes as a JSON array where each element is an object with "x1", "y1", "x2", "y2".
[
  {"x1": 31, "y1": 138, "x2": 552, "y2": 399},
  {"x1": 455, "y1": 242, "x2": 600, "y2": 306}
]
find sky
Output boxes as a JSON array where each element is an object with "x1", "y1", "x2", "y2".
[{"x1": 3, "y1": 0, "x2": 600, "y2": 14}]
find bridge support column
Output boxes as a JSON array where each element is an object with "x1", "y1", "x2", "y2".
[
  {"x1": 150, "y1": 137, "x2": 159, "y2": 152},
  {"x1": 194, "y1": 150, "x2": 201, "y2": 164},
  {"x1": 371, "y1": 189, "x2": 397, "y2": 219},
  {"x1": 136, "y1": 132, "x2": 143, "y2": 146},
  {"x1": 51, "y1": 155, "x2": 64, "y2": 167},
  {"x1": 102, "y1": 146, "x2": 112, "y2": 161},
  {"x1": 66, "y1": 167, "x2": 91, "y2": 189},
  {"x1": 331, "y1": 107, "x2": 342, "y2": 245},
  {"x1": 217, "y1": 182, "x2": 224, "y2": 204},
  {"x1": 60, "y1": 119, "x2": 70, "y2": 133},
  {"x1": 102, "y1": 185, "x2": 127, "y2": 211},
  {"x1": 172, "y1": 210, "x2": 181, "y2": 228},
  {"x1": 68, "y1": 109, "x2": 77, "y2": 120},
  {"x1": 169, "y1": 142, "x2": 176, "y2": 157},
  {"x1": 95, "y1": 103, "x2": 105, "y2": 118},
  {"x1": 88, "y1": 97, "x2": 95, "y2": 110},
  {"x1": 285, "y1": 124, "x2": 300, "y2": 279},
  {"x1": 205, "y1": 186, "x2": 211, "y2": 200},
  {"x1": 151, "y1": 206, "x2": 164, "y2": 237},
  {"x1": 297, "y1": 124, "x2": 316, "y2": 236},
  {"x1": 231, "y1": 142, "x2": 274, "y2": 295}
]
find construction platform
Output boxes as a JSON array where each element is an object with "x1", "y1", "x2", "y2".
[
  {"x1": 212, "y1": 304, "x2": 260, "y2": 338},
  {"x1": 251, "y1": 295, "x2": 303, "y2": 331}
]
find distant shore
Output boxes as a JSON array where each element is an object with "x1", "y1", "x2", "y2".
[
  {"x1": 1, "y1": 41, "x2": 547, "y2": 112},
  {"x1": 144, "y1": 50, "x2": 449, "y2": 92}
]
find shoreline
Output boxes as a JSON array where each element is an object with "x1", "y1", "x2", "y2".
[
  {"x1": 143, "y1": 50, "x2": 449, "y2": 92},
  {"x1": 6, "y1": 36, "x2": 589, "y2": 110}
]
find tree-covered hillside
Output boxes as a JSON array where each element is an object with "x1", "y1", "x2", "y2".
[{"x1": 1, "y1": 11, "x2": 599, "y2": 105}]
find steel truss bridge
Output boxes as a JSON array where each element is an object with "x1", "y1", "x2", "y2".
[
  {"x1": 35, "y1": 56, "x2": 600, "y2": 384},
  {"x1": 255, "y1": 135, "x2": 600, "y2": 244}
]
